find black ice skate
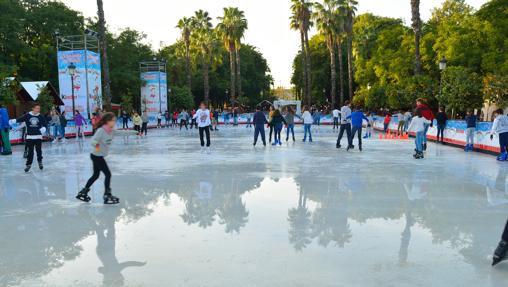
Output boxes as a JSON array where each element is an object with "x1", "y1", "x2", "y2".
[
  {"x1": 413, "y1": 151, "x2": 424, "y2": 159},
  {"x1": 492, "y1": 241, "x2": 508, "y2": 266},
  {"x1": 103, "y1": 189, "x2": 120, "y2": 205},
  {"x1": 38, "y1": 162, "x2": 43, "y2": 170},
  {"x1": 346, "y1": 145, "x2": 354, "y2": 151},
  {"x1": 76, "y1": 188, "x2": 91, "y2": 203},
  {"x1": 24, "y1": 165, "x2": 31, "y2": 173},
  {"x1": 423, "y1": 142, "x2": 427, "y2": 151}
]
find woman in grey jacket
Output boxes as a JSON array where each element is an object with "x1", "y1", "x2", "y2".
[{"x1": 76, "y1": 112, "x2": 137, "y2": 204}]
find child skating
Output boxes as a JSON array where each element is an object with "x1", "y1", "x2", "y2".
[
  {"x1": 195, "y1": 102, "x2": 212, "y2": 154},
  {"x1": 302, "y1": 106, "x2": 313, "y2": 142},
  {"x1": 76, "y1": 112, "x2": 138, "y2": 204},
  {"x1": 489, "y1": 109, "x2": 508, "y2": 161},
  {"x1": 407, "y1": 109, "x2": 431, "y2": 159},
  {"x1": 270, "y1": 109, "x2": 287, "y2": 146},
  {"x1": 9, "y1": 103, "x2": 47, "y2": 172},
  {"x1": 253, "y1": 106, "x2": 268, "y2": 146}
]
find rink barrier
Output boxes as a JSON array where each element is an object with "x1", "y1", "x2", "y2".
[{"x1": 5, "y1": 114, "x2": 500, "y2": 153}]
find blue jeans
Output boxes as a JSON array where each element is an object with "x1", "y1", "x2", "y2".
[
  {"x1": 53, "y1": 125, "x2": 61, "y2": 139},
  {"x1": 286, "y1": 124, "x2": 295, "y2": 140},
  {"x1": 303, "y1": 124, "x2": 312, "y2": 142},
  {"x1": 60, "y1": 126, "x2": 66, "y2": 138},
  {"x1": 423, "y1": 123, "x2": 430, "y2": 143},
  {"x1": 415, "y1": 131, "x2": 425, "y2": 152},
  {"x1": 274, "y1": 123, "x2": 283, "y2": 143}
]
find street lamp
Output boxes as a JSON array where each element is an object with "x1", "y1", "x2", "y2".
[
  {"x1": 68, "y1": 62, "x2": 77, "y2": 114},
  {"x1": 439, "y1": 56, "x2": 447, "y2": 71}
]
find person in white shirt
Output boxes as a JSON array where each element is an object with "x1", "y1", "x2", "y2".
[
  {"x1": 394, "y1": 111, "x2": 405, "y2": 135},
  {"x1": 194, "y1": 102, "x2": 212, "y2": 153},
  {"x1": 407, "y1": 109, "x2": 431, "y2": 159},
  {"x1": 332, "y1": 107, "x2": 340, "y2": 130},
  {"x1": 403, "y1": 110, "x2": 412, "y2": 132},
  {"x1": 302, "y1": 106, "x2": 313, "y2": 142},
  {"x1": 490, "y1": 109, "x2": 508, "y2": 161},
  {"x1": 336, "y1": 101, "x2": 352, "y2": 149}
]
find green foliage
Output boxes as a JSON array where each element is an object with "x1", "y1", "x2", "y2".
[
  {"x1": 0, "y1": 76, "x2": 19, "y2": 106},
  {"x1": 483, "y1": 73, "x2": 508, "y2": 109},
  {"x1": 36, "y1": 86, "x2": 54, "y2": 114},
  {"x1": 170, "y1": 86, "x2": 195, "y2": 111},
  {"x1": 438, "y1": 66, "x2": 482, "y2": 112}
]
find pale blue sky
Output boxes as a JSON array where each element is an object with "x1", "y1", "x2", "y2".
[{"x1": 62, "y1": 0, "x2": 488, "y2": 87}]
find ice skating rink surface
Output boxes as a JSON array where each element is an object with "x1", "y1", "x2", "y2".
[{"x1": 1, "y1": 126, "x2": 507, "y2": 287}]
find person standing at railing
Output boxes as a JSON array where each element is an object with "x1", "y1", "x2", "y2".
[
  {"x1": 490, "y1": 109, "x2": 508, "y2": 161},
  {"x1": 464, "y1": 110, "x2": 477, "y2": 152},
  {"x1": 435, "y1": 107, "x2": 448, "y2": 144}
]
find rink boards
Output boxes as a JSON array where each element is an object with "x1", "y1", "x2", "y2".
[{"x1": 6, "y1": 115, "x2": 500, "y2": 152}]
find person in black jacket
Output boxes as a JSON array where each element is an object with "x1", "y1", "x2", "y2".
[
  {"x1": 9, "y1": 103, "x2": 47, "y2": 172},
  {"x1": 253, "y1": 106, "x2": 268, "y2": 146},
  {"x1": 435, "y1": 107, "x2": 448, "y2": 143}
]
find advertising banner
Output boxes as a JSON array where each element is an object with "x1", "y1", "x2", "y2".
[
  {"x1": 57, "y1": 50, "x2": 102, "y2": 119},
  {"x1": 141, "y1": 72, "x2": 167, "y2": 120}
]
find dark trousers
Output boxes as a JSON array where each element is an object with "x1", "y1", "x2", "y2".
[
  {"x1": 141, "y1": 122, "x2": 148, "y2": 135},
  {"x1": 191, "y1": 119, "x2": 197, "y2": 129},
  {"x1": 351, "y1": 126, "x2": 363, "y2": 148},
  {"x1": 199, "y1": 126, "x2": 210, "y2": 147},
  {"x1": 499, "y1": 132, "x2": 508, "y2": 153},
  {"x1": 134, "y1": 125, "x2": 140, "y2": 133},
  {"x1": 269, "y1": 124, "x2": 274, "y2": 141},
  {"x1": 122, "y1": 119, "x2": 128, "y2": 129},
  {"x1": 502, "y1": 219, "x2": 508, "y2": 242},
  {"x1": 254, "y1": 125, "x2": 266, "y2": 145},
  {"x1": 26, "y1": 139, "x2": 42, "y2": 166},
  {"x1": 337, "y1": 123, "x2": 352, "y2": 146},
  {"x1": 333, "y1": 117, "x2": 339, "y2": 129},
  {"x1": 437, "y1": 124, "x2": 445, "y2": 142},
  {"x1": 274, "y1": 124, "x2": 282, "y2": 143},
  {"x1": 180, "y1": 120, "x2": 188, "y2": 130},
  {"x1": 85, "y1": 154, "x2": 111, "y2": 190}
]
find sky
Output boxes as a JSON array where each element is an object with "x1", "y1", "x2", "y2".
[{"x1": 61, "y1": 0, "x2": 488, "y2": 87}]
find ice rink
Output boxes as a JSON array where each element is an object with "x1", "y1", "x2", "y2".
[{"x1": 1, "y1": 126, "x2": 507, "y2": 287}]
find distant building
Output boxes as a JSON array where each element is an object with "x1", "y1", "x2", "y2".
[{"x1": 273, "y1": 86, "x2": 295, "y2": 100}]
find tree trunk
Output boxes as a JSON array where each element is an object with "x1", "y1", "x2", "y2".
[
  {"x1": 304, "y1": 29, "x2": 312, "y2": 106},
  {"x1": 235, "y1": 47, "x2": 242, "y2": 98},
  {"x1": 96, "y1": 0, "x2": 111, "y2": 111},
  {"x1": 411, "y1": 0, "x2": 422, "y2": 75},
  {"x1": 347, "y1": 35, "x2": 353, "y2": 101},
  {"x1": 338, "y1": 40, "x2": 345, "y2": 106},
  {"x1": 185, "y1": 40, "x2": 192, "y2": 93},
  {"x1": 329, "y1": 42, "x2": 336, "y2": 109},
  {"x1": 203, "y1": 60, "x2": 210, "y2": 103},
  {"x1": 300, "y1": 30, "x2": 308, "y2": 105},
  {"x1": 229, "y1": 42, "x2": 236, "y2": 101}
]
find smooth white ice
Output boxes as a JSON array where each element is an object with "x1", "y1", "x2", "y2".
[{"x1": 0, "y1": 126, "x2": 507, "y2": 287}]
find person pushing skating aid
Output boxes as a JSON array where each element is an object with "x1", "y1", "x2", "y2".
[{"x1": 76, "y1": 112, "x2": 138, "y2": 204}]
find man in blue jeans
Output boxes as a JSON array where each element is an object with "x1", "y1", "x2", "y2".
[
  {"x1": 252, "y1": 106, "x2": 268, "y2": 146},
  {"x1": 346, "y1": 107, "x2": 369, "y2": 151}
]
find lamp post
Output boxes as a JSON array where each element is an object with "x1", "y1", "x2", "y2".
[
  {"x1": 439, "y1": 56, "x2": 448, "y2": 116},
  {"x1": 68, "y1": 62, "x2": 77, "y2": 114}
]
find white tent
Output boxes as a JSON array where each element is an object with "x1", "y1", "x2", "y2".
[{"x1": 274, "y1": 100, "x2": 302, "y2": 115}]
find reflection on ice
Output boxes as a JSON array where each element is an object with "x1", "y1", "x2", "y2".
[{"x1": 0, "y1": 128, "x2": 507, "y2": 286}]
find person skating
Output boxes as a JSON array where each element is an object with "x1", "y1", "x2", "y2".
[
  {"x1": 394, "y1": 111, "x2": 405, "y2": 136},
  {"x1": 268, "y1": 106, "x2": 275, "y2": 143},
  {"x1": 415, "y1": 98, "x2": 434, "y2": 151},
  {"x1": 195, "y1": 102, "x2": 212, "y2": 154},
  {"x1": 76, "y1": 112, "x2": 138, "y2": 204},
  {"x1": 121, "y1": 110, "x2": 130, "y2": 129},
  {"x1": 336, "y1": 101, "x2": 352, "y2": 149},
  {"x1": 464, "y1": 110, "x2": 477, "y2": 152},
  {"x1": 132, "y1": 112, "x2": 142, "y2": 134},
  {"x1": 332, "y1": 107, "x2": 340, "y2": 130},
  {"x1": 212, "y1": 109, "x2": 220, "y2": 131},
  {"x1": 179, "y1": 109, "x2": 189, "y2": 130},
  {"x1": 271, "y1": 109, "x2": 287, "y2": 146},
  {"x1": 435, "y1": 107, "x2": 447, "y2": 144},
  {"x1": 59, "y1": 110, "x2": 67, "y2": 142},
  {"x1": 383, "y1": 113, "x2": 391, "y2": 133},
  {"x1": 302, "y1": 106, "x2": 313, "y2": 142},
  {"x1": 190, "y1": 109, "x2": 197, "y2": 129},
  {"x1": 49, "y1": 110, "x2": 61, "y2": 143},
  {"x1": 363, "y1": 112, "x2": 373, "y2": 139},
  {"x1": 157, "y1": 112, "x2": 163, "y2": 128},
  {"x1": 492, "y1": 219, "x2": 508, "y2": 266},
  {"x1": 74, "y1": 110, "x2": 87, "y2": 139},
  {"x1": 490, "y1": 109, "x2": 508, "y2": 161},
  {"x1": 141, "y1": 111, "x2": 149, "y2": 136},
  {"x1": 164, "y1": 110, "x2": 170, "y2": 128},
  {"x1": 285, "y1": 107, "x2": 296, "y2": 142},
  {"x1": 347, "y1": 107, "x2": 369, "y2": 151},
  {"x1": 9, "y1": 103, "x2": 47, "y2": 172},
  {"x1": 407, "y1": 109, "x2": 431, "y2": 159},
  {"x1": 0, "y1": 104, "x2": 12, "y2": 155},
  {"x1": 253, "y1": 106, "x2": 268, "y2": 146}
]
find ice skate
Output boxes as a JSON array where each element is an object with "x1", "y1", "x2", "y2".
[
  {"x1": 206, "y1": 147, "x2": 211, "y2": 154},
  {"x1": 103, "y1": 189, "x2": 120, "y2": 205},
  {"x1": 76, "y1": 188, "x2": 91, "y2": 203},
  {"x1": 38, "y1": 162, "x2": 43, "y2": 170},
  {"x1": 24, "y1": 165, "x2": 31, "y2": 173},
  {"x1": 492, "y1": 241, "x2": 508, "y2": 266},
  {"x1": 423, "y1": 142, "x2": 427, "y2": 151},
  {"x1": 336, "y1": 143, "x2": 341, "y2": 149},
  {"x1": 496, "y1": 152, "x2": 507, "y2": 161},
  {"x1": 464, "y1": 145, "x2": 469, "y2": 152}
]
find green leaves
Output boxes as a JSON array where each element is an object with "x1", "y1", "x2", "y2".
[{"x1": 438, "y1": 66, "x2": 482, "y2": 112}]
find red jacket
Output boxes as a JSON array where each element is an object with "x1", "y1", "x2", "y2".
[{"x1": 416, "y1": 104, "x2": 434, "y2": 121}]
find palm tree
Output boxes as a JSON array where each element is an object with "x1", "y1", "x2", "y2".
[
  {"x1": 291, "y1": 0, "x2": 313, "y2": 105},
  {"x1": 340, "y1": 0, "x2": 357, "y2": 101},
  {"x1": 290, "y1": 15, "x2": 307, "y2": 101},
  {"x1": 336, "y1": 18, "x2": 346, "y2": 106},
  {"x1": 176, "y1": 17, "x2": 193, "y2": 93},
  {"x1": 191, "y1": 10, "x2": 216, "y2": 103},
  {"x1": 96, "y1": 0, "x2": 111, "y2": 110},
  {"x1": 313, "y1": 0, "x2": 342, "y2": 108},
  {"x1": 411, "y1": 0, "x2": 422, "y2": 75},
  {"x1": 233, "y1": 11, "x2": 248, "y2": 99}
]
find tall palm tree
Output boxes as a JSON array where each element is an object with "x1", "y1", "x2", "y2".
[
  {"x1": 96, "y1": 0, "x2": 111, "y2": 110},
  {"x1": 335, "y1": 17, "x2": 346, "y2": 106},
  {"x1": 340, "y1": 0, "x2": 357, "y2": 101},
  {"x1": 291, "y1": 0, "x2": 313, "y2": 105},
  {"x1": 411, "y1": 0, "x2": 422, "y2": 75},
  {"x1": 191, "y1": 10, "x2": 215, "y2": 103},
  {"x1": 313, "y1": 0, "x2": 342, "y2": 108},
  {"x1": 176, "y1": 17, "x2": 193, "y2": 93},
  {"x1": 290, "y1": 15, "x2": 307, "y2": 101},
  {"x1": 233, "y1": 11, "x2": 248, "y2": 99}
]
